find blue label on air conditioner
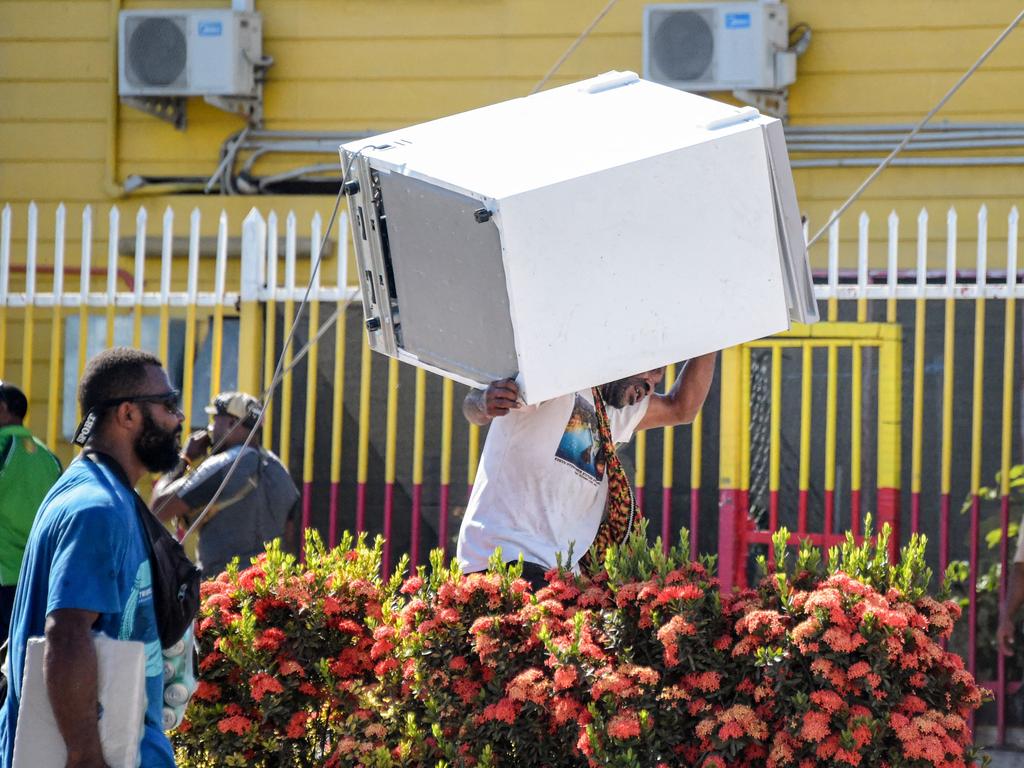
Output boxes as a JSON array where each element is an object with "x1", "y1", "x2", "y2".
[
  {"x1": 198, "y1": 20, "x2": 223, "y2": 37},
  {"x1": 725, "y1": 12, "x2": 752, "y2": 29}
]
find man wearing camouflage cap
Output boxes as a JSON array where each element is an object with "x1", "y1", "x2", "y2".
[{"x1": 151, "y1": 392, "x2": 299, "y2": 576}]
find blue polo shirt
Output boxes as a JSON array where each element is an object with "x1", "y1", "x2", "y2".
[{"x1": 0, "y1": 457, "x2": 174, "y2": 767}]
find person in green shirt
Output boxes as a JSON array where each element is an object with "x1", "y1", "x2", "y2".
[{"x1": 0, "y1": 381, "x2": 61, "y2": 639}]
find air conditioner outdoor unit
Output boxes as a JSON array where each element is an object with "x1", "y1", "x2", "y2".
[
  {"x1": 643, "y1": 2, "x2": 795, "y2": 92},
  {"x1": 118, "y1": 9, "x2": 261, "y2": 97}
]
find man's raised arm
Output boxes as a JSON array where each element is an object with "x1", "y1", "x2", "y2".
[{"x1": 637, "y1": 352, "x2": 718, "y2": 431}]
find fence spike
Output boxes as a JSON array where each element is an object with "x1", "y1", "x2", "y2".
[
  {"x1": 310, "y1": 211, "x2": 322, "y2": 291},
  {"x1": 266, "y1": 211, "x2": 278, "y2": 299},
  {"x1": 187, "y1": 209, "x2": 201, "y2": 301},
  {"x1": 857, "y1": 211, "x2": 869, "y2": 296},
  {"x1": 1, "y1": 205, "x2": 10, "y2": 302},
  {"x1": 107, "y1": 206, "x2": 120, "y2": 300},
  {"x1": 241, "y1": 208, "x2": 266, "y2": 303},
  {"x1": 946, "y1": 207, "x2": 958, "y2": 294},
  {"x1": 285, "y1": 211, "x2": 297, "y2": 295},
  {"x1": 26, "y1": 202, "x2": 38, "y2": 299},
  {"x1": 915, "y1": 208, "x2": 928, "y2": 290},
  {"x1": 53, "y1": 204, "x2": 66, "y2": 297},
  {"x1": 1007, "y1": 207, "x2": 1018, "y2": 288},
  {"x1": 80, "y1": 206, "x2": 92, "y2": 297},
  {"x1": 160, "y1": 207, "x2": 174, "y2": 303},
  {"x1": 827, "y1": 210, "x2": 839, "y2": 298},
  {"x1": 887, "y1": 210, "x2": 899, "y2": 297},
  {"x1": 134, "y1": 206, "x2": 147, "y2": 302},
  {"x1": 215, "y1": 211, "x2": 229, "y2": 300},
  {"x1": 977, "y1": 205, "x2": 988, "y2": 288}
]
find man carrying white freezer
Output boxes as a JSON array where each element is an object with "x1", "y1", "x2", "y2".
[{"x1": 457, "y1": 354, "x2": 718, "y2": 588}]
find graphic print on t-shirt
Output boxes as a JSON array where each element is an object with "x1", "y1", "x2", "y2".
[
  {"x1": 120, "y1": 559, "x2": 163, "y2": 677},
  {"x1": 554, "y1": 394, "x2": 605, "y2": 486}
]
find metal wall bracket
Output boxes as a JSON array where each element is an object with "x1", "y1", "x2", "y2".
[
  {"x1": 733, "y1": 88, "x2": 789, "y2": 123},
  {"x1": 204, "y1": 95, "x2": 263, "y2": 127},
  {"x1": 120, "y1": 96, "x2": 187, "y2": 131}
]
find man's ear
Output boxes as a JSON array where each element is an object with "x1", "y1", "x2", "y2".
[{"x1": 111, "y1": 401, "x2": 139, "y2": 431}]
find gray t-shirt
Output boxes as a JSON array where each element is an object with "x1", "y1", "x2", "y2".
[{"x1": 174, "y1": 445, "x2": 299, "y2": 576}]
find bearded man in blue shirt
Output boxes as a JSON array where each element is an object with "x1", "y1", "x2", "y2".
[{"x1": 0, "y1": 347, "x2": 185, "y2": 768}]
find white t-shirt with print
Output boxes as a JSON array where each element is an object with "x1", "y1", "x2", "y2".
[{"x1": 456, "y1": 389, "x2": 649, "y2": 573}]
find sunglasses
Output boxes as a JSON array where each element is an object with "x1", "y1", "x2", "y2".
[
  {"x1": 100, "y1": 389, "x2": 182, "y2": 414},
  {"x1": 73, "y1": 389, "x2": 182, "y2": 446}
]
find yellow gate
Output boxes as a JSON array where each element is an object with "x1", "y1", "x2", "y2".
[{"x1": 717, "y1": 322, "x2": 903, "y2": 590}]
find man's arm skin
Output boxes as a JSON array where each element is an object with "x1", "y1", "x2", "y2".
[
  {"x1": 636, "y1": 352, "x2": 717, "y2": 431},
  {"x1": 997, "y1": 561, "x2": 1024, "y2": 656},
  {"x1": 44, "y1": 608, "x2": 110, "y2": 768},
  {"x1": 150, "y1": 479, "x2": 192, "y2": 524},
  {"x1": 463, "y1": 378, "x2": 521, "y2": 427}
]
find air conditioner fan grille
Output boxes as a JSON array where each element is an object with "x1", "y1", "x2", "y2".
[
  {"x1": 126, "y1": 17, "x2": 187, "y2": 88},
  {"x1": 651, "y1": 10, "x2": 715, "y2": 82}
]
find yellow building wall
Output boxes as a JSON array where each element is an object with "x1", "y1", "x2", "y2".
[
  {"x1": 1, "y1": 0, "x2": 1023, "y2": 419},
  {"x1": 2, "y1": 0, "x2": 1023, "y2": 257}
]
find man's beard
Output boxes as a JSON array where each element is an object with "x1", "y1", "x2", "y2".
[
  {"x1": 599, "y1": 377, "x2": 649, "y2": 408},
  {"x1": 135, "y1": 408, "x2": 182, "y2": 473}
]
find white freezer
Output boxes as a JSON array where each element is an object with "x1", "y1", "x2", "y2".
[{"x1": 341, "y1": 70, "x2": 817, "y2": 404}]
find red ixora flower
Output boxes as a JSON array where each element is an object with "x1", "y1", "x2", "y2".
[
  {"x1": 249, "y1": 672, "x2": 284, "y2": 702},
  {"x1": 217, "y1": 714, "x2": 253, "y2": 736},
  {"x1": 400, "y1": 575, "x2": 423, "y2": 595},
  {"x1": 285, "y1": 711, "x2": 309, "y2": 739},
  {"x1": 254, "y1": 627, "x2": 286, "y2": 652},
  {"x1": 193, "y1": 680, "x2": 221, "y2": 702},
  {"x1": 607, "y1": 709, "x2": 642, "y2": 740}
]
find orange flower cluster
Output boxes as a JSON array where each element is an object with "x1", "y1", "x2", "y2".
[
  {"x1": 172, "y1": 533, "x2": 393, "y2": 768},
  {"x1": 731, "y1": 570, "x2": 987, "y2": 768}
]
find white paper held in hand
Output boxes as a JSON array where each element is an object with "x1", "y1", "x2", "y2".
[{"x1": 12, "y1": 634, "x2": 147, "y2": 768}]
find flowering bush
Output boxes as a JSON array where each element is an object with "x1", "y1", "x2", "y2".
[
  {"x1": 744, "y1": 521, "x2": 987, "y2": 768},
  {"x1": 175, "y1": 521, "x2": 988, "y2": 768},
  {"x1": 173, "y1": 531, "x2": 399, "y2": 768}
]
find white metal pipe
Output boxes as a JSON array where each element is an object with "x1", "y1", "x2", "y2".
[{"x1": 792, "y1": 156, "x2": 1024, "y2": 168}]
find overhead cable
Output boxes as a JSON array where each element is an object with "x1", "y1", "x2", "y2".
[{"x1": 807, "y1": 8, "x2": 1024, "y2": 248}]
